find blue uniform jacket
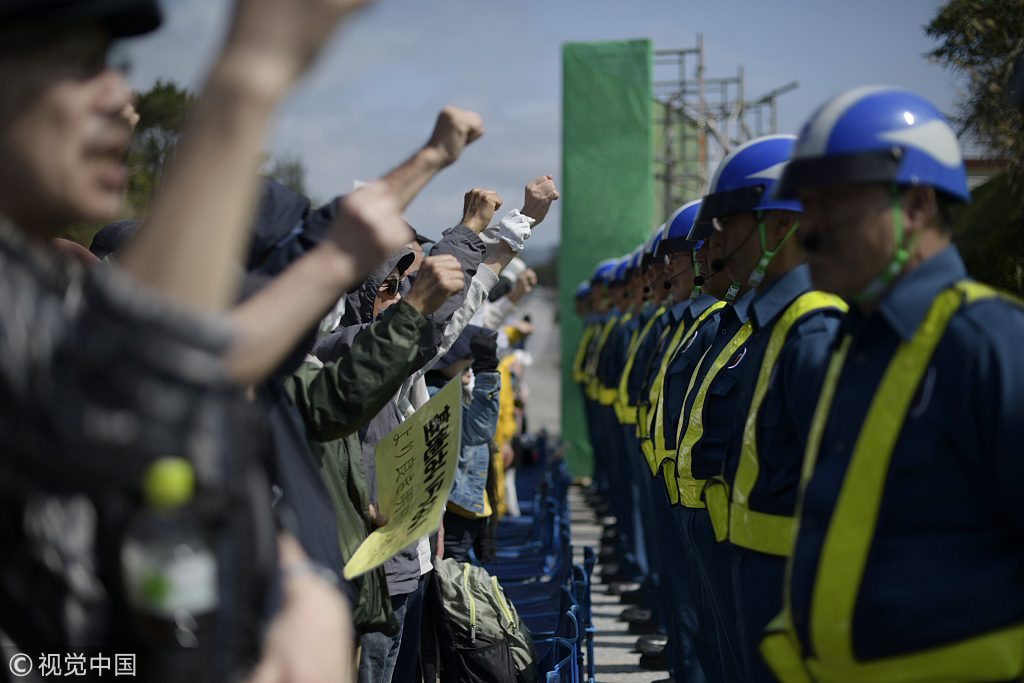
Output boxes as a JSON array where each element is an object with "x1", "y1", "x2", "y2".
[
  {"x1": 657, "y1": 296, "x2": 728, "y2": 452},
  {"x1": 789, "y1": 246, "x2": 1024, "y2": 660},
  {"x1": 719, "y1": 265, "x2": 844, "y2": 516},
  {"x1": 675, "y1": 288, "x2": 756, "y2": 479}
]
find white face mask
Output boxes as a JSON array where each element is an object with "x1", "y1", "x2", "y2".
[{"x1": 317, "y1": 296, "x2": 347, "y2": 337}]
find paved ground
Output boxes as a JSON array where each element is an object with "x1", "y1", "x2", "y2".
[
  {"x1": 570, "y1": 486, "x2": 662, "y2": 683},
  {"x1": 519, "y1": 286, "x2": 561, "y2": 436}
]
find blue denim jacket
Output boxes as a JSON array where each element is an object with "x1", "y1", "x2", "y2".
[{"x1": 427, "y1": 371, "x2": 500, "y2": 514}]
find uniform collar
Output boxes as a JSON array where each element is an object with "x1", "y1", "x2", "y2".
[
  {"x1": 857, "y1": 245, "x2": 967, "y2": 341},
  {"x1": 749, "y1": 265, "x2": 813, "y2": 331},
  {"x1": 719, "y1": 286, "x2": 756, "y2": 327},
  {"x1": 669, "y1": 300, "x2": 690, "y2": 322}
]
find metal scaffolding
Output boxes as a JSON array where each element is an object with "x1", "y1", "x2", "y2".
[{"x1": 652, "y1": 34, "x2": 798, "y2": 223}]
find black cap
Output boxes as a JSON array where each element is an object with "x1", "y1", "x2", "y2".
[
  {"x1": 89, "y1": 219, "x2": 141, "y2": 259},
  {"x1": 0, "y1": 0, "x2": 162, "y2": 38}
]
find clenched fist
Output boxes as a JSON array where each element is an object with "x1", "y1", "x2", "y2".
[
  {"x1": 224, "y1": 0, "x2": 375, "y2": 98},
  {"x1": 460, "y1": 188, "x2": 502, "y2": 235},
  {"x1": 521, "y1": 175, "x2": 560, "y2": 226},
  {"x1": 404, "y1": 254, "x2": 465, "y2": 316},
  {"x1": 426, "y1": 107, "x2": 485, "y2": 168}
]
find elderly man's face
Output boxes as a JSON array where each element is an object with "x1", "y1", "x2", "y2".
[{"x1": 0, "y1": 23, "x2": 134, "y2": 235}]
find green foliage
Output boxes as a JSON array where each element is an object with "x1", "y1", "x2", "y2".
[
  {"x1": 126, "y1": 79, "x2": 197, "y2": 213},
  {"x1": 926, "y1": 0, "x2": 1024, "y2": 200},
  {"x1": 952, "y1": 171, "x2": 1024, "y2": 295}
]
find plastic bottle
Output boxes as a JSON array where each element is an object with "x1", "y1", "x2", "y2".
[{"x1": 122, "y1": 458, "x2": 218, "y2": 682}]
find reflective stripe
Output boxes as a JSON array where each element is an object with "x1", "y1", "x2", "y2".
[
  {"x1": 764, "y1": 281, "x2": 1024, "y2": 683},
  {"x1": 615, "y1": 307, "x2": 665, "y2": 424},
  {"x1": 572, "y1": 323, "x2": 598, "y2": 384},
  {"x1": 647, "y1": 302, "x2": 727, "y2": 478},
  {"x1": 585, "y1": 315, "x2": 619, "y2": 400},
  {"x1": 727, "y1": 291, "x2": 847, "y2": 556},
  {"x1": 674, "y1": 323, "x2": 753, "y2": 508},
  {"x1": 704, "y1": 477, "x2": 730, "y2": 541},
  {"x1": 637, "y1": 324, "x2": 675, "y2": 442}
]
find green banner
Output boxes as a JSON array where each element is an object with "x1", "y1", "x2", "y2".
[{"x1": 560, "y1": 39, "x2": 654, "y2": 476}]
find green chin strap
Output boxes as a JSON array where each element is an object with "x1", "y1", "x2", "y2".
[
  {"x1": 852, "y1": 185, "x2": 918, "y2": 304},
  {"x1": 747, "y1": 210, "x2": 802, "y2": 287},
  {"x1": 689, "y1": 249, "x2": 702, "y2": 300}
]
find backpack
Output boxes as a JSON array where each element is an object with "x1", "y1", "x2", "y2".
[{"x1": 422, "y1": 557, "x2": 539, "y2": 683}]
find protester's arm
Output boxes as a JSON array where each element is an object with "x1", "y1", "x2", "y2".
[
  {"x1": 381, "y1": 108, "x2": 484, "y2": 210},
  {"x1": 462, "y1": 332, "x2": 501, "y2": 446},
  {"x1": 283, "y1": 301, "x2": 427, "y2": 441},
  {"x1": 245, "y1": 534, "x2": 354, "y2": 683},
  {"x1": 224, "y1": 184, "x2": 412, "y2": 384},
  {"x1": 407, "y1": 189, "x2": 502, "y2": 371},
  {"x1": 481, "y1": 176, "x2": 559, "y2": 278},
  {"x1": 118, "y1": 0, "x2": 374, "y2": 313}
]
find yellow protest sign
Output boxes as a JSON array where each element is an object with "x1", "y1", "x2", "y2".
[{"x1": 343, "y1": 376, "x2": 463, "y2": 580}]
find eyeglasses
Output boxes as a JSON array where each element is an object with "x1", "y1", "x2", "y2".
[{"x1": 381, "y1": 278, "x2": 401, "y2": 296}]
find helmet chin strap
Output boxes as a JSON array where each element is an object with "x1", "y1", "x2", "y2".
[
  {"x1": 689, "y1": 250, "x2": 702, "y2": 300},
  {"x1": 853, "y1": 185, "x2": 918, "y2": 304},
  {"x1": 747, "y1": 210, "x2": 801, "y2": 287}
]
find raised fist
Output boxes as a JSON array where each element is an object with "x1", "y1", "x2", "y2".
[
  {"x1": 508, "y1": 268, "x2": 537, "y2": 303},
  {"x1": 225, "y1": 0, "x2": 376, "y2": 96},
  {"x1": 404, "y1": 254, "x2": 465, "y2": 316},
  {"x1": 469, "y1": 330, "x2": 499, "y2": 374},
  {"x1": 426, "y1": 107, "x2": 485, "y2": 168},
  {"x1": 460, "y1": 188, "x2": 503, "y2": 235},
  {"x1": 521, "y1": 175, "x2": 560, "y2": 226}
]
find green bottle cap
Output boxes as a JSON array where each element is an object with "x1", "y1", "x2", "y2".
[{"x1": 142, "y1": 458, "x2": 195, "y2": 507}]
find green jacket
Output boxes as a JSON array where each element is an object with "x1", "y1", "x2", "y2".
[{"x1": 282, "y1": 300, "x2": 427, "y2": 635}]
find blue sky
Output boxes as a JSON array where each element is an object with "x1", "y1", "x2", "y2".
[{"x1": 123, "y1": 0, "x2": 959, "y2": 254}]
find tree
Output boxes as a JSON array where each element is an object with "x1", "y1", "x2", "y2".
[
  {"x1": 926, "y1": 0, "x2": 1024, "y2": 197},
  {"x1": 126, "y1": 79, "x2": 197, "y2": 210},
  {"x1": 927, "y1": 0, "x2": 1024, "y2": 295}
]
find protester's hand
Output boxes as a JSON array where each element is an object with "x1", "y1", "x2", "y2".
[
  {"x1": 470, "y1": 330, "x2": 499, "y2": 374},
  {"x1": 120, "y1": 102, "x2": 140, "y2": 132},
  {"x1": 512, "y1": 320, "x2": 534, "y2": 338},
  {"x1": 404, "y1": 254, "x2": 465, "y2": 315},
  {"x1": 425, "y1": 107, "x2": 485, "y2": 168},
  {"x1": 368, "y1": 503, "x2": 388, "y2": 529},
  {"x1": 501, "y1": 441, "x2": 515, "y2": 469},
  {"x1": 460, "y1": 189, "x2": 502, "y2": 235},
  {"x1": 223, "y1": 0, "x2": 375, "y2": 98},
  {"x1": 521, "y1": 175, "x2": 560, "y2": 226},
  {"x1": 327, "y1": 182, "x2": 414, "y2": 280},
  {"x1": 245, "y1": 534, "x2": 354, "y2": 683},
  {"x1": 508, "y1": 268, "x2": 537, "y2": 303}
]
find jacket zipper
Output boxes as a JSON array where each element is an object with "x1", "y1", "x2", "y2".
[
  {"x1": 492, "y1": 576, "x2": 516, "y2": 634},
  {"x1": 463, "y1": 563, "x2": 476, "y2": 642}
]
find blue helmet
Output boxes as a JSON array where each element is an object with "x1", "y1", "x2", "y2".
[
  {"x1": 657, "y1": 200, "x2": 704, "y2": 257},
  {"x1": 689, "y1": 135, "x2": 802, "y2": 240},
  {"x1": 611, "y1": 256, "x2": 631, "y2": 284},
  {"x1": 625, "y1": 245, "x2": 645, "y2": 279},
  {"x1": 775, "y1": 87, "x2": 970, "y2": 203},
  {"x1": 575, "y1": 280, "x2": 591, "y2": 300},
  {"x1": 641, "y1": 224, "x2": 666, "y2": 267},
  {"x1": 590, "y1": 258, "x2": 619, "y2": 285}
]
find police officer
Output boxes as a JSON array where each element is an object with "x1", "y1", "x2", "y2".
[
  {"x1": 636, "y1": 200, "x2": 729, "y2": 683},
  {"x1": 581, "y1": 258, "x2": 620, "y2": 510},
  {"x1": 593, "y1": 254, "x2": 646, "y2": 584},
  {"x1": 760, "y1": 87, "x2": 1024, "y2": 683},
  {"x1": 685, "y1": 135, "x2": 846, "y2": 683}
]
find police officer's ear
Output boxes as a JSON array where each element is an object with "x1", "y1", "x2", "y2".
[
  {"x1": 768, "y1": 210, "x2": 800, "y2": 244},
  {"x1": 901, "y1": 186, "x2": 945, "y2": 237}
]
